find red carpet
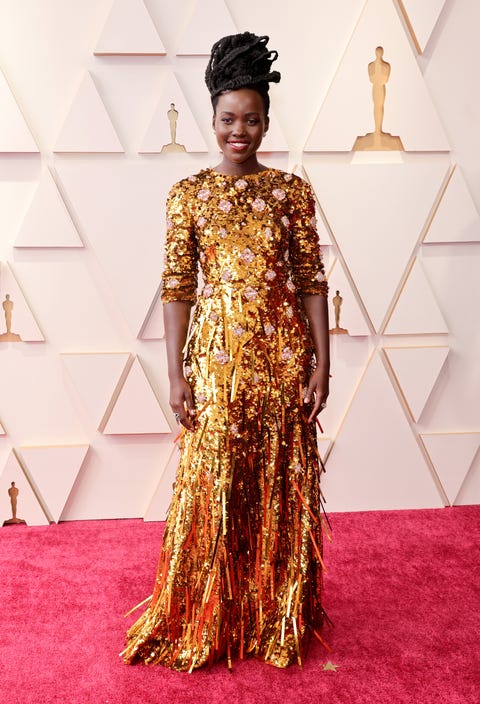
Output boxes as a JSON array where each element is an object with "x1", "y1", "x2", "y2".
[{"x1": 1, "y1": 506, "x2": 479, "y2": 704}]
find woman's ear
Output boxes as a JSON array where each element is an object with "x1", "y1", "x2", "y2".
[{"x1": 264, "y1": 116, "x2": 270, "y2": 136}]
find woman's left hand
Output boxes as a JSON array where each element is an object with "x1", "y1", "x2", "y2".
[{"x1": 303, "y1": 366, "x2": 329, "y2": 423}]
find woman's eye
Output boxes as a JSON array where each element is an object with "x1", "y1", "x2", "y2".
[
  {"x1": 247, "y1": 119, "x2": 259, "y2": 126},
  {"x1": 221, "y1": 118, "x2": 232, "y2": 124}
]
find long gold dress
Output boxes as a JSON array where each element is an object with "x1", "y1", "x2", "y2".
[{"x1": 123, "y1": 167, "x2": 329, "y2": 671}]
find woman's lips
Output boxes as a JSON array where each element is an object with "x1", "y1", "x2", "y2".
[{"x1": 228, "y1": 141, "x2": 250, "y2": 151}]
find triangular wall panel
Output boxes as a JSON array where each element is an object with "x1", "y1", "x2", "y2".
[
  {"x1": 54, "y1": 72, "x2": 124, "y2": 153},
  {"x1": 0, "y1": 68, "x2": 39, "y2": 152},
  {"x1": 176, "y1": 0, "x2": 236, "y2": 55},
  {"x1": 258, "y1": 110, "x2": 289, "y2": 153},
  {"x1": 139, "y1": 72, "x2": 207, "y2": 153},
  {"x1": 0, "y1": 451, "x2": 49, "y2": 526},
  {"x1": 384, "y1": 258, "x2": 448, "y2": 335},
  {"x1": 304, "y1": 0, "x2": 450, "y2": 151},
  {"x1": 19, "y1": 445, "x2": 89, "y2": 523},
  {"x1": 319, "y1": 338, "x2": 372, "y2": 442},
  {"x1": 305, "y1": 160, "x2": 449, "y2": 331},
  {"x1": 424, "y1": 166, "x2": 480, "y2": 244},
  {"x1": 102, "y1": 357, "x2": 171, "y2": 434},
  {"x1": 0, "y1": 420, "x2": 5, "y2": 435},
  {"x1": 94, "y1": 0, "x2": 166, "y2": 55},
  {"x1": 421, "y1": 433, "x2": 479, "y2": 505},
  {"x1": 62, "y1": 352, "x2": 131, "y2": 428},
  {"x1": 14, "y1": 168, "x2": 83, "y2": 248},
  {"x1": 384, "y1": 346, "x2": 449, "y2": 421},
  {"x1": 0, "y1": 262, "x2": 44, "y2": 341},
  {"x1": 324, "y1": 352, "x2": 444, "y2": 511},
  {"x1": 138, "y1": 285, "x2": 164, "y2": 340},
  {"x1": 144, "y1": 444, "x2": 178, "y2": 521},
  {"x1": 398, "y1": 0, "x2": 447, "y2": 53}
]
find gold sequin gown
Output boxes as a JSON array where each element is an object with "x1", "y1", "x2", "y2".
[{"x1": 123, "y1": 168, "x2": 329, "y2": 671}]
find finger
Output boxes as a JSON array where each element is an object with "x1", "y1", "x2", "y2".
[
  {"x1": 308, "y1": 392, "x2": 322, "y2": 423},
  {"x1": 181, "y1": 415, "x2": 195, "y2": 432},
  {"x1": 184, "y1": 386, "x2": 196, "y2": 416},
  {"x1": 303, "y1": 378, "x2": 317, "y2": 405}
]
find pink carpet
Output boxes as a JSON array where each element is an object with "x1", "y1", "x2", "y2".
[{"x1": 1, "y1": 506, "x2": 479, "y2": 704}]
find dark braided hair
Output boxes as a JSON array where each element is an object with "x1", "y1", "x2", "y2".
[{"x1": 205, "y1": 32, "x2": 280, "y2": 117}]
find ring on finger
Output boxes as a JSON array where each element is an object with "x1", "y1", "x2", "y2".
[
  {"x1": 174, "y1": 412, "x2": 181, "y2": 423},
  {"x1": 320, "y1": 402, "x2": 327, "y2": 409}
]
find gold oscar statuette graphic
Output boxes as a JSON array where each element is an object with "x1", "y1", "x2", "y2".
[
  {"x1": 0, "y1": 294, "x2": 22, "y2": 342},
  {"x1": 3, "y1": 481, "x2": 27, "y2": 526},
  {"x1": 161, "y1": 102, "x2": 186, "y2": 153},
  {"x1": 352, "y1": 46, "x2": 404, "y2": 151},
  {"x1": 330, "y1": 290, "x2": 349, "y2": 335}
]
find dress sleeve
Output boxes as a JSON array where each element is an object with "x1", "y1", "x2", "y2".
[
  {"x1": 161, "y1": 180, "x2": 198, "y2": 304},
  {"x1": 289, "y1": 178, "x2": 328, "y2": 297}
]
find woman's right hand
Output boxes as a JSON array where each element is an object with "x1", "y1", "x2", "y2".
[{"x1": 169, "y1": 376, "x2": 196, "y2": 431}]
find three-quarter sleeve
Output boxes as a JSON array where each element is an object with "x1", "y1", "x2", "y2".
[
  {"x1": 288, "y1": 178, "x2": 328, "y2": 297},
  {"x1": 161, "y1": 181, "x2": 198, "y2": 304}
]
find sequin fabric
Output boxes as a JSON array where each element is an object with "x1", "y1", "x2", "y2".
[{"x1": 122, "y1": 168, "x2": 330, "y2": 671}]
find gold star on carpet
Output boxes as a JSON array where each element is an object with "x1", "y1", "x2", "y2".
[{"x1": 322, "y1": 661, "x2": 341, "y2": 672}]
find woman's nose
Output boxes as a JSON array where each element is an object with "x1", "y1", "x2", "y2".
[{"x1": 232, "y1": 122, "x2": 246, "y2": 136}]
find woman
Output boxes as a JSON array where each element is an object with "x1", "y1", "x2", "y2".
[{"x1": 122, "y1": 32, "x2": 330, "y2": 671}]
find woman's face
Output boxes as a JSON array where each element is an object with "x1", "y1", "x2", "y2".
[{"x1": 212, "y1": 88, "x2": 269, "y2": 171}]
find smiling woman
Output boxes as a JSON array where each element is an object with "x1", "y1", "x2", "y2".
[
  {"x1": 213, "y1": 89, "x2": 268, "y2": 173},
  {"x1": 122, "y1": 31, "x2": 331, "y2": 672}
]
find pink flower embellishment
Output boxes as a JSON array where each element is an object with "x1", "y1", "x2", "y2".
[
  {"x1": 310, "y1": 216, "x2": 317, "y2": 228},
  {"x1": 184, "y1": 365, "x2": 192, "y2": 376},
  {"x1": 230, "y1": 423, "x2": 240, "y2": 436},
  {"x1": 188, "y1": 175, "x2": 197, "y2": 182},
  {"x1": 286, "y1": 279, "x2": 296, "y2": 292},
  {"x1": 293, "y1": 462, "x2": 302, "y2": 475},
  {"x1": 166, "y1": 218, "x2": 173, "y2": 231},
  {"x1": 196, "y1": 391, "x2": 207, "y2": 404},
  {"x1": 235, "y1": 179, "x2": 248, "y2": 191},
  {"x1": 272, "y1": 188, "x2": 286, "y2": 201},
  {"x1": 197, "y1": 216, "x2": 207, "y2": 228},
  {"x1": 240, "y1": 247, "x2": 255, "y2": 263},
  {"x1": 232, "y1": 324, "x2": 245, "y2": 337},
  {"x1": 265, "y1": 270, "x2": 277, "y2": 281},
  {"x1": 199, "y1": 251, "x2": 206, "y2": 263},
  {"x1": 219, "y1": 227, "x2": 227, "y2": 238},
  {"x1": 221, "y1": 269, "x2": 232, "y2": 281},
  {"x1": 215, "y1": 349, "x2": 229, "y2": 365},
  {"x1": 197, "y1": 188, "x2": 211, "y2": 201},
  {"x1": 284, "y1": 250, "x2": 290, "y2": 261},
  {"x1": 286, "y1": 306, "x2": 294, "y2": 319},
  {"x1": 283, "y1": 173, "x2": 293, "y2": 182},
  {"x1": 218, "y1": 199, "x2": 232, "y2": 213},
  {"x1": 264, "y1": 323, "x2": 275, "y2": 336},
  {"x1": 209, "y1": 311, "x2": 219, "y2": 322},
  {"x1": 315, "y1": 271, "x2": 326, "y2": 282},
  {"x1": 165, "y1": 277, "x2": 179, "y2": 289},
  {"x1": 244, "y1": 286, "x2": 258, "y2": 302},
  {"x1": 282, "y1": 346, "x2": 293, "y2": 361},
  {"x1": 264, "y1": 227, "x2": 273, "y2": 239},
  {"x1": 202, "y1": 283, "x2": 214, "y2": 298},
  {"x1": 252, "y1": 198, "x2": 266, "y2": 212},
  {"x1": 281, "y1": 215, "x2": 290, "y2": 228}
]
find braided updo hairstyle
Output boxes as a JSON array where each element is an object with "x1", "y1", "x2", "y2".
[{"x1": 205, "y1": 32, "x2": 280, "y2": 117}]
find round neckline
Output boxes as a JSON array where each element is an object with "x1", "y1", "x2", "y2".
[{"x1": 206, "y1": 167, "x2": 276, "y2": 179}]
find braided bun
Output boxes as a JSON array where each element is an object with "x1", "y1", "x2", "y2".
[{"x1": 205, "y1": 32, "x2": 280, "y2": 115}]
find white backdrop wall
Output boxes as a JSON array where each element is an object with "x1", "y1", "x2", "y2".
[{"x1": 0, "y1": 0, "x2": 479, "y2": 524}]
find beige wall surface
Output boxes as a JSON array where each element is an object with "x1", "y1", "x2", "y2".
[{"x1": 0, "y1": 0, "x2": 478, "y2": 523}]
